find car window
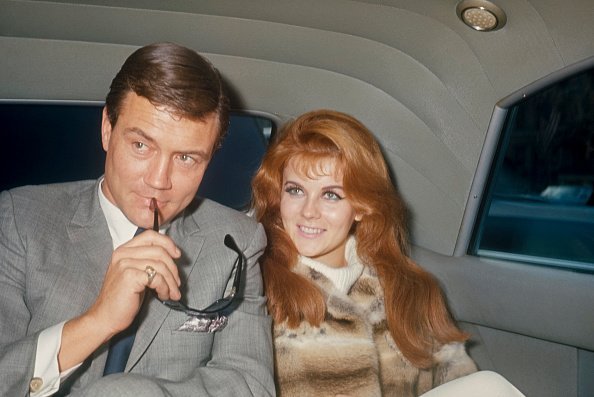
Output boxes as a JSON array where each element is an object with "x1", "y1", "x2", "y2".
[
  {"x1": 470, "y1": 65, "x2": 594, "y2": 272},
  {"x1": 0, "y1": 103, "x2": 275, "y2": 211},
  {"x1": 198, "y1": 113, "x2": 273, "y2": 210}
]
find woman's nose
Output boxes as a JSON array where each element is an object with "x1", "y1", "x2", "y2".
[{"x1": 301, "y1": 197, "x2": 320, "y2": 219}]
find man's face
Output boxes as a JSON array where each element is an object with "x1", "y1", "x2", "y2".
[{"x1": 101, "y1": 92, "x2": 219, "y2": 228}]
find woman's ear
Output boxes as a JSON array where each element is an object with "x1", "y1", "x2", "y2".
[{"x1": 355, "y1": 213, "x2": 363, "y2": 222}]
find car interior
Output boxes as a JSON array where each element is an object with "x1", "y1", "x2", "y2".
[{"x1": 1, "y1": 1, "x2": 593, "y2": 396}]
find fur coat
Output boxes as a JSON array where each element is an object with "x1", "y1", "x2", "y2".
[{"x1": 273, "y1": 251, "x2": 477, "y2": 397}]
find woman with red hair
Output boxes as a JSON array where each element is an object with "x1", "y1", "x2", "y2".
[{"x1": 252, "y1": 109, "x2": 523, "y2": 396}]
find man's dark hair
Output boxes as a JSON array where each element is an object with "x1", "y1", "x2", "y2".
[{"x1": 105, "y1": 42, "x2": 230, "y2": 146}]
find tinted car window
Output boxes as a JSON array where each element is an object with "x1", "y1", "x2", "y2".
[
  {"x1": 471, "y1": 66, "x2": 594, "y2": 272},
  {"x1": 0, "y1": 103, "x2": 274, "y2": 210}
]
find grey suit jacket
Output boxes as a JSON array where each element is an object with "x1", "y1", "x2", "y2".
[{"x1": 0, "y1": 179, "x2": 274, "y2": 396}]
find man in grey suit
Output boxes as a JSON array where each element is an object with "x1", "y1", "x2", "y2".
[{"x1": 0, "y1": 43, "x2": 274, "y2": 396}]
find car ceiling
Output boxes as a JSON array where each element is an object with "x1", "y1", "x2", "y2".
[{"x1": 1, "y1": 0, "x2": 593, "y2": 255}]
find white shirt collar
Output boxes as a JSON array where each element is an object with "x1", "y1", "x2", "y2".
[{"x1": 98, "y1": 179, "x2": 139, "y2": 249}]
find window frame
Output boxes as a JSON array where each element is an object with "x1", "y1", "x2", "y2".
[{"x1": 455, "y1": 56, "x2": 594, "y2": 273}]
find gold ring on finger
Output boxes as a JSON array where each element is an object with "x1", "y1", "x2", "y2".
[{"x1": 145, "y1": 265, "x2": 157, "y2": 287}]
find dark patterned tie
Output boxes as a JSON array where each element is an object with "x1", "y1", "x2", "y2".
[{"x1": 103, "y1": 227, "x2": 145, "y2": 375}]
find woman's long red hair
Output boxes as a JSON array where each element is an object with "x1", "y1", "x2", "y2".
[{"x1": 252, "y1": 109, "x2": 467, "y2": 368}]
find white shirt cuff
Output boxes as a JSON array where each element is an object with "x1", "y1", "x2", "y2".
[{"x1": 32, "y1": 322, "x2": 82, "y2": 397}]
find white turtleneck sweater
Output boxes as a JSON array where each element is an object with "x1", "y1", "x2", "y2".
[{"x1": 299, "y1": 236, "x2": 364, "y2": 294}]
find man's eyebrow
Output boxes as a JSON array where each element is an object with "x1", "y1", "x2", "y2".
[
  {"x1": 124, "y1": 127, "x2": 154, "y2": 142},
  {"x1": 182, "y1": 149, "x2": 212, "y2": 160}
]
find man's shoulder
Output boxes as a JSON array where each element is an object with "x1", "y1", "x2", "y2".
[
  {"x1": 2, "y1": 179, "x2": 97, "y2": 215},
  {"x1": 186, "y1": 197, "x2": 254, "y2": 221},
  {"x1": 6, "y1": 180, "x2": 96, "y2": 198},
  {"x1": 183, "y1": 198, "x2": 259, "y2": 233}
]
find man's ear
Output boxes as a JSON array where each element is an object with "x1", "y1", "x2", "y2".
[{"x1": 101, "y1": 107, "x2": 113, "y2": 152}]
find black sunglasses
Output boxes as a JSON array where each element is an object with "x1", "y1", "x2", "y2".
[{"x1": 161, "y1": 234, "x2": 244, "y2": 318}]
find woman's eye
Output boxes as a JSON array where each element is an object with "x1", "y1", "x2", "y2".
[
  {"x1": 323, "y1": 191, "x2": 343, "y2": 200},
  {"x1": 284, "y1": 186, "x2": 303, "y2": 196}
]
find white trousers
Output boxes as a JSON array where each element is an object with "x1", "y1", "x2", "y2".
[{"x1": 420, "y1": 371, "x2": 525, "y2": 397}]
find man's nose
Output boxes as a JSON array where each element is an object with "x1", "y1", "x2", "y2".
[{"x1": 144, "y1": 156, "x2": 172, "y2": 190}]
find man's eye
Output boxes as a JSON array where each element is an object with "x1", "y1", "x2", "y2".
[
  {"x1": 133, "y1": 142, "x2": 146, "y2": 150},
  {"x1": 178, "y1": 154, "x2": 197, "y2": 165}
]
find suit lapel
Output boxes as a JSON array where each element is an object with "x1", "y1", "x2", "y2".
[
  {"x1": 66, "y1": 180, "x2": 113, "y2": 306},
  {"x1": 126, "y1": 208, "x2": 206, "y2": 371},
  {"x1": 65, "y1": 180, "x2": 115, "y2": 381}
]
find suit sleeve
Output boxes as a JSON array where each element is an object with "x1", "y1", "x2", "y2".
[
  {"x1": 0, "y1": 190, "x2": 42, "y2": 396},
  {"x1": 74, "y1": 222, "x2": 276, "y2": 397},
  {"x1": 187, "y1": 222, "x2": 275, "y2": 396}
]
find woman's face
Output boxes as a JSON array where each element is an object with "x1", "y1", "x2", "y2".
[{"x1": 280, "y1": 158, "x2": 361, "y2": 268}]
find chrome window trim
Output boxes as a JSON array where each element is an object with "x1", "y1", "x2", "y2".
[{"x1": 455, "y1": 55, "x2": 594, "y2": 257}]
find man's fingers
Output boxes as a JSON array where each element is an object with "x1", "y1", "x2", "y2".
[
  {"x1": 114, "y1": 245, "x2": 182, "y2": 287},
  {"x1": 144, "y1": 265, "x2": 157, "y2": 287},
  {"x1": 127, "y1": 230, "x2": 182, "y2": 258},
  {"x1": 137, "y1": 261, "x2": 181, "y2": 301},
  {"x1": 147, "y1": 271, "x2": 180, "y2": 301}
]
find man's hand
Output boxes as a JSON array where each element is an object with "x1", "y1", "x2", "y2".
[
  {"x1": 90, "y1": 230, "x2": 182, "y2": 335},
  {"x1": 58, "y1": 231, "x2": 181, "y2": 371}
]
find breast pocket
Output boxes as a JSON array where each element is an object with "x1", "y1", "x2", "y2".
[{"x1": 160, "y1": 312, "x2": 215, "y2": 367}]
